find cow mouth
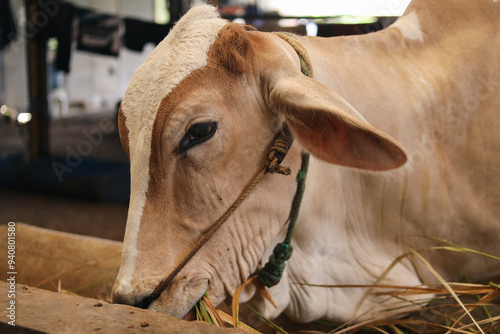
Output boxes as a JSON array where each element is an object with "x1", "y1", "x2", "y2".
[
  {"x1": 181, "y1": 285, "x2": 209, "y2": 321},
  {"x1": 147, "y1": 278, "x2": 209, "y2": 320},
  {"x1": 182, "y1": 307, "x2": 198, "y2": 321}
]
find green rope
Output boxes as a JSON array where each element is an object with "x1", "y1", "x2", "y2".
[
  {"x1": 284, "y1": 153, "x2": 310, "y2": 245},
  {"x1": 258, "y1": 152, "x2": 310, "y2": 287},
  {"x1": 258, "y1": 32, "x2": 313, "y2": 288}
]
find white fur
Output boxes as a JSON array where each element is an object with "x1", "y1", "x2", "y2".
[
  {"x1": 115, "y1": 4, "x2": 228, "y2": 295},
  {"x1": 391, "y1": 11, "x2": 424, "y2": 42}
]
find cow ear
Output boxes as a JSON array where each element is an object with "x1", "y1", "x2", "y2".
[{"x1": 269, "y1": 75, "x2": 407, "y2": 171}]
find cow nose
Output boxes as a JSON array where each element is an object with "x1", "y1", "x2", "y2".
[
  {"x1": 112, "y1": 283, "x2": 150, "y2": 309},
  {"x1": 111, "y1": 288, "x2": 134, "y2": 305}
]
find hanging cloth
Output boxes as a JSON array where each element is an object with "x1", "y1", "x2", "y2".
[
  {"x1": 0, "y1": 0, "x2": 18, "y2": 50},
  {"x1": 76, "y1": 8, "x2": 122, "y2": 57},
  {"x1": 123, "y1": 18, "x2": 172, "y2": 52}
]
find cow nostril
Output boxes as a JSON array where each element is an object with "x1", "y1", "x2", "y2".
[
  {"x1": 112, "y1": 293, "x2": 132, "y2": 306},
  {"x1": 112, "y1": 289, "x2": 150, "y2": 309},
  {"x1": 112, "y1": 281, "x2": 159, "y2": 309},
  {"x1": 132, "y1": 295, "x2": 151, "y2": 309},
  {"x1": 113, "y1": 292, "x2": 151, "y2": 309}
]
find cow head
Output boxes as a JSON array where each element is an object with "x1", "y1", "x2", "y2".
[{"x1": 112, "y1": 5, "x2": 406, "y2": 319}]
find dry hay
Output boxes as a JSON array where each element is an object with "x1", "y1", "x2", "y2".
[{"x1": 195, "y1": 239, "x2": 500, "y2": 334}]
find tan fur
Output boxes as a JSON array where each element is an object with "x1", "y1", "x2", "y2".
[
  {"x1": 210, "y1": 23, "x2": 253, "y2": 74},
  {"x1": 117, "y1": 107, "x2": 130, "y2": 158}
]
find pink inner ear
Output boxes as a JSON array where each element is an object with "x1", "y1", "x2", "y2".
[{"x1": 289, "y1": 115, "x2": 407, "y2": 171}]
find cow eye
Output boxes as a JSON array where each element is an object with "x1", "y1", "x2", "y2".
[{"x1": 178, "y1": 121, "x2": 218, "y2": 152}]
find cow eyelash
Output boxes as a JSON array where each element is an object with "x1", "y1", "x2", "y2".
[{"x1": 178, "y1": 121, "x2": 218, "y2": 153}]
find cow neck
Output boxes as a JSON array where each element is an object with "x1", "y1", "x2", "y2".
[{"x1": 140, "y1": 32, "x2": 313, "y2": 309}]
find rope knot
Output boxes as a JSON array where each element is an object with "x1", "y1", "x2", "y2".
[
  {"x1": 258, "y1": 242, "x2": 294, "y2": 287},
  {"x1": 266, "y1": 125, "x2": 293, "y2": 175}
]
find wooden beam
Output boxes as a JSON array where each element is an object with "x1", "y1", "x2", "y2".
[{"x1": 0, "y1": 282, "x2": 246, "y2": 333}]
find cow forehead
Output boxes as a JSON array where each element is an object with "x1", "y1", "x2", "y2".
[{"x1": 121, "y1": 5, "x2": 227, "y2": 143}]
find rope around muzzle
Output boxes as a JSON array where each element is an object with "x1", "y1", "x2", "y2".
[{"x1": 140, "y1": 32, "x2": 313, "y2": 309}]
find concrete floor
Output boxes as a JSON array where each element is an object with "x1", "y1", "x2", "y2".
[{"x1": 0, "y1": 190, "x2": 127, "y2": 241}]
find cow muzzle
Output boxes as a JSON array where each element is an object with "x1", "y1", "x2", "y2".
[{"x1": 112, "y1": 276, "x2": 209, "y2": 319}]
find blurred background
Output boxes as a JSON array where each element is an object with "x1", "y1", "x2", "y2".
[{"x1": 0, "y1": 0, "x2": 410, "y2": 241}]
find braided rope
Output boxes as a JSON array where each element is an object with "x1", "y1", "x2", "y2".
[
  {"x1": 274, "y1": 32, "x2": 314, "y2": 78},
  {"x1": 266, "y1": 124, "x2": 293, "y2": 175},
  {"x1": 258, "y1": 152, "x2": 310, "y2": 287}
]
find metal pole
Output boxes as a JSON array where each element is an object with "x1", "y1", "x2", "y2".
[
  {"x1": 0, "y1": 52, "x2": 5, "y2": 106},
  {"x1": 25, "y1": 0, "x2": 50, "y2": 160},
  {"x1": 169, "y1": 0, "x2": 183, "y2": 22}
]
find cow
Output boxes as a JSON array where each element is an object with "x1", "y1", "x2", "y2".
[{"x1": 112, "y1": 0, "x2": 500, "y2": 324}]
